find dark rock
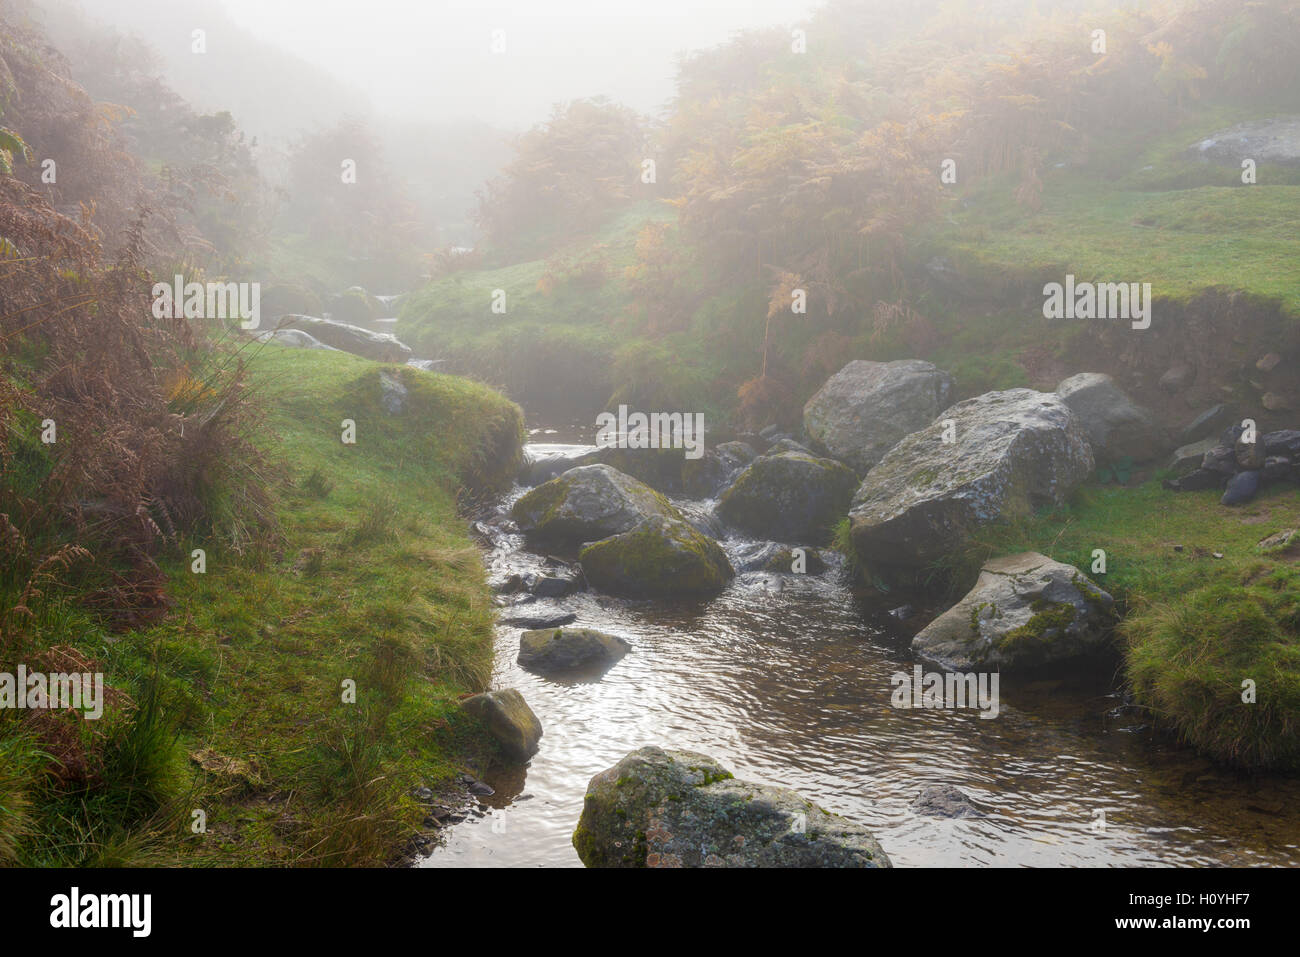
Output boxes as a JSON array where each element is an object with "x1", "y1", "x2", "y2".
[
  {"x1": 1201, "y1": 445, "x2": 1238, "y2": 475},
  {"x1": 1055, "y1": 372, "x2": 1167, "y2": 462},
  {"x1": 532, "y1": 573, "x2": 579, "y2": 598},
  {"x1": 1263, "y1": 456, "x2": 1292, "y2": 482},
  {"x1": 579, "y1": 514, "x2": 734, "y2": 598},
  {"x1": 1264, "y1": 430, "x2": 1300, "y2": 457},
  {"x1": 717, "y1": 451, "x2": 858, "y2": 544},
  {"x1": 910, "y1": 784, "x2": 984, "y2": 819},
  {"x1": 279, "y1": 314, "x2": 412, "y2": 363},
  {"x1": 499, "y1": 611, "x2": 578, "y2": 629},
  {"x1": 511, "y1": 464, "x2": 680, "y2": 544},
  {"x1": 518, "y1": 627, "x2": 631, "y2": 675},
  {"x1": 1167, "y1": 438, "x2": 1219, "y2": 475},
  {"x1": 1221, "y1": 470, "x2": 1261, "y2": 505},
  {"x1": 460, "y1": 689, "x2": 543, "y2": 762}
]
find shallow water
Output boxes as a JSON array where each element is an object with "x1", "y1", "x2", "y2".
[{"x1": 423, "y1": 431, "x2": 1300, "y2": 868}]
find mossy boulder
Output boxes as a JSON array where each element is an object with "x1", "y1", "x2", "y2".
[
  {"x1": 717, "y1": 451, "x2": 858, "y2": 544},
  {"x1": 573, "y1": 746, "x2": 892, "y2": 868},
  {"x1": 518, "y1": 627, "x2": 631, "y2": 676},
  {"x1": 579, "y1": 515, "x2": 733, "y2": 598},
  {"x1": 511, "y1": 464, "x2": 680, "y2": 544},
  {"x1": 849, "y1": 389, "x2": 1094, "y2": 576},
  {"x1": 460, "y1": 689, "x2": 543, "y2": 762},
  {"x1": 911, "y1": 552, "x2": 1116, "y2": 672}
]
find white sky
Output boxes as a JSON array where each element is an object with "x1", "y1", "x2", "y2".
[{"x1": 219, "y1": 0, "x2": 821, "y2": 126}]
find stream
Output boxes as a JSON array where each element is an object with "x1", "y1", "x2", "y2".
[{"x1": 420, "y1": 427, "x2": 1300, "y2": 869}]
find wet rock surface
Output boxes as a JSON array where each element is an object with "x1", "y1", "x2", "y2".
[{"x1": 573, "y1": 746, "x2": 892, "y2": 868}]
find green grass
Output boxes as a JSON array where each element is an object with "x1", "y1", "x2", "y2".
[
  {"x1": 1, "y1": 345, "x2": 525, "y2": 865},
  {"x1": 397, "y1": 202, "x2": 684, "y2": 414},
  {"x1": 940, "y1": 122, "x2": 1300, "y2": 317},
  {"x1": 948, "y1": 479, "x2": 1300, "y2": 770}
]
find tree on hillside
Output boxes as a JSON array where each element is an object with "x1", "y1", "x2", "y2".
[{"x1": 476, "y1": 97, "x2": 647, "y2": 248}]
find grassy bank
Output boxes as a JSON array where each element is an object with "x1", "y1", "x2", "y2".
[
  {"x1": 0, "y1": 346, "x2": 524, "y2": 865},
  {"x1": 946, "y1": 480, "x2": 1300, "y2": 771}
]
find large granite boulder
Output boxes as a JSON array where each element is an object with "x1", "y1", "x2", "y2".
[
  {"x1": 1055, "y1": 372, "x2": 1167, "y2": 462},
  {"x1": 511, "y1": 464, "x2": 678, "y2": 543},
  {"x1": 911, "y1": 552, "x2": 1116, "y2": 672},
  {"x1": 459, "y1": 689, "x2": 543, "y2": 762},
  {"x1": 803, "y1": 359, "x2": 954, "y2": 473},
  {"x1": 579, "y1": 515, "x2": 733, "y2": 598},
  {"x1": 573, "y1": 747, "x2": 891, "y2": 868},
  {"x1": 716, "y1": 451, "x2": 858, "y2": 544},
  {"x1": 517, "y1": 627, "x2": 631, "y2": 676},
  {"x1": 849, "y1": 389, "x2": 1094, "y2": 574}
]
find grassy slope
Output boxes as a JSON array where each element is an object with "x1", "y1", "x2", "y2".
[{"x1": 7, "y1": 346, "x2": 524, "y2": 865}]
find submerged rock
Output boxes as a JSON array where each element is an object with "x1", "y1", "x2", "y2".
[
  {"x1": 460, "y1": 689, "x2": 543, "y2": 762},
  {"x1": 910, "y1": 785, "x2": 984, "y2": 819},
  {"x1": 498, "y1": 610, "x2": 578, "y2": 629},
  {"x1": 517, "y1": 627, "x2": 631, "y2": 676},
  {"x1": 717, "y1": 451, "x2": 858, "y2": 544},
  {"x1": 1055, "y1": 372, "x2": 1166, "y2": 462},
  {"x1": 573, "y1": 746, "x2": 891, "y2": 868},
  {"x1": 910, "y1": 552, "x2": 1115, "y2": 672},
  {"x1": 849, "y1": 389, "x2": 1093, "y2": 574},
  {"x1": 803, "y1": 359, "x2": 953, "y2": 473}
]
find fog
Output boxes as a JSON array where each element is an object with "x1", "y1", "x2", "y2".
[{"x1": 80, "y1": 0, "x2": 820, "y2": 129}]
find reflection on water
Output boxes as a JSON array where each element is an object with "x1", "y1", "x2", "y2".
[{"x1": 423, "y1": 439, "x2": 1300, "y2": 868}]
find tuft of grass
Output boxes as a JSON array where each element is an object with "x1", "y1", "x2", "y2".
[{"x1": 1125, "y1": 572, "x2": 1300, "y2": 771}]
